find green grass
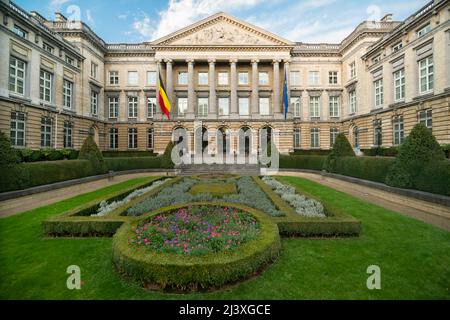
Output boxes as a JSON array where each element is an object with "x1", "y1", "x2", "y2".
[
  {"x1": 0, "y1": 176, "x2": 449, "y2": 299},
  {"x1": 189, "y1": 183, "x2": 237, "y2": 197}
]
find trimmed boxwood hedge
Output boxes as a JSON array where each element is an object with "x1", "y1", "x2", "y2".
[
  {"x1": 279, "y1": 155, "x2": 326, "y2": 171},
  {"x1": 290, "y1": 150, "x2": 331, "y2": 156},
  {"x1": 102, "y1": 151, "x2": 157, "y2": 158},
  {"x1": 413, "y1": 160, "x2": 450, "y2": 196},
  {"x1": 104, "y1": 157, "x2": 162, "y2": 172},
  {"x1": 330, "y1": 156, "x2": 395, "y2": 183},
  {"x1": 112, "y1": 202, "x2": 281, "y2": 292}
]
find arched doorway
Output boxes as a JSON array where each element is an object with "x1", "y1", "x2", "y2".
[
  {"x1": 172, "y1": 126, "x2": 188, "y2": 157},
  {"x1": 239, "y1": 126, "x2": 251, "y2": 156},
  {"x1": 260, "y1": 126, "x2": 273, "y2": 155},
  {"x1": 217, "y1": 127, "x2": 229, "y2": 155}
]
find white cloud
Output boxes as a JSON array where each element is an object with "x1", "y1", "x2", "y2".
[
  {"x1": 86, "y1": 9, "x2": 95, "y2": 26},
  {"x1": 131, "y1": 12, "x2": 154, "y2": 40},
  {"x1": 49, "y1": 0, "x2": 71, "y2": 12}
]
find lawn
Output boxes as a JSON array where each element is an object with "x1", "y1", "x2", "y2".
[{"x1": 0, "y1": 176, "x2": 449, "y2": 299}]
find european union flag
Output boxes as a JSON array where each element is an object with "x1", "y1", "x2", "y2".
[{"x1": 283, "y1": 70, "x2": 289, "y2": 119}]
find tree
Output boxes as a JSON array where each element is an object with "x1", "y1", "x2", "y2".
[
  {"x1": 0, "y1": 131, "x2": 19, "y2": 168},
  {"x1": 160, "y1": 141, "x2": 175, "y2": 169},
  {"x1": 78, "y1": 136, "x2": 107, "y2": 173},
  {"x1": 385, "y1": 123, "x2": 445, "y2": 188},
  {"x1": 323, "y1": 133, "x2": 355, "y2": 172}
]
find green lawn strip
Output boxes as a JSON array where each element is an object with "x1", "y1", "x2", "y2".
[{"x1": 0, "y1": 176, "x2": 449, "y2": 299}]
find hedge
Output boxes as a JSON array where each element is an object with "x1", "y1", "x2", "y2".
[
  {"x1": 112, "y1": 202, "x2": 281, "y2": 292},
  {"x1": 361, "y1": 147, "x2": 399, "y2": 157},
  {"x1": 104, "y1": 157, "x2": 162, "y2": 172},
  {"x1": 290, "y1": 149, "x2": 331, "y2": 156},
  {"x1": 102, "y1": 151, "x2": 157, "y2": 158},
  {"x1": 413, "y1": 160, "x2": 450, "y2": 196},
  {"x1": 330, "y1": 156, "x2": 395, "y2": 183},
  {"x1": 279, "y1": 155, "x2": 326, "y2": 171}
]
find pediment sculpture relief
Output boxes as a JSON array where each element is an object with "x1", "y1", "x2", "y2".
[{"x1": 178, "y1": 25, "x2": 267, "y2": 45}]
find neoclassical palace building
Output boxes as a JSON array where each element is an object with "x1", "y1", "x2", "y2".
[{"x1": 0, "y1": 0, "x2": 449, "y2": 155}]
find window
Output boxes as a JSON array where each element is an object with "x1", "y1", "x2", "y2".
[
  {"x1": 178, "y1": 72, "x2": 188, "y2": 85},
  {"x1": 65, "y1": 55, "x2": 74, "y2": 66},
  {"x1": 392, "y1": 41, "x2": 403, "y2": 53},
  {"x1": 330, "y1": 128, "x2": 339, "y2": 147},
  {"x1": 374, "y1": 120, "x2": 382, "y2": 147},
  {"x1": 147, "y1": 71, "x2": 156, "y2": 86},
  {"x1": 218, "y1": 97, "x2": 229, "y2": 116},
  {"x1": 259, "y1": 97, "x2": 270, "y2": 116},
  {"x1": 309, "y1": 96, "x2": 320, "y2": 118},
  {"x1": 309, "y1": 71, "x2": 319, "y2": 85},
  {"x1": 349, "y1": 90, "x2": 356, "y2": 114},
  {"x1": 128, "y1": 96, "x2": 138, "y2": 118},
  {"x1": 9, "y1": 57, "x2": 26, "y2": 95},
  {"x1": 218, "y1": 72, "x2": 228, "y2": 85},
  {"x1": 39, "y1": 70, "x2": 53, "y2": 103},
  {"x1": 91, "y1": 62, "x2": 98, "y2": 79},
  {"x1": 350, "y1": 62, "x2": 356, "y2": 79},
  {"x1": 259, "y1": 72, "x2": 269, "y2": 85},
  {"x1": 177, "y1": 97, "x2": 188, "y2": 116},
  {"x1": 310, "y1": 128, "x2": 320, "y2": 148},
  {"x1": 43, "y1": 43, "x2": 54, "y2": 54},
  {"x1": 198, "y1": 72, "x2": 208, "y2": 85},
  {"x1": 374, "y1": 79, "x2": 384, "y2": 108},
  {"x1": 40, "y1": 117, "x2": 52, "y2": 147},
  {"x1": 394, "y1": 69, "x2": 405, "y2": 102},
  {"x1": 329, "y1": 96, "x2": 340, "y2": 118},
  {"x1": 91, "y1": 91, "x2": 98, "y2": 115},
  {"x1": 393, "y1": 116, "x2": 404, "y2": 146},
  {"x1": 290, "y1": 71, "x2": 300, "y2": 86},
  {"x1": 329, "y1": 71, "x2": 338, "y2": 85},
  {"x1": 109, "y1": 71, "x2": 119, "y2": 85},
  {"x1": 13, "y1": 25, "x2": 27, "y2": 39},
  {"x1": 10, "y1": 112, "x2": 25, "y2": 147},
  {"x1": 419, "y1": 56, "x2": 433, "y2": 94},
  {"x1": 63, "y1": 122, "x2": 73, "y2": 148},
  {"x1": 128, "y1": 128, "x2": 138, "y2": 149},
  {"x1": 291, "y1": 97, "x2": 301, "y2": 118},
  {"x1": 108, "y1": 97, "x2": 119, "y2": 118},
  {"x1": 353, "y1": 127, "x2": 359, "y2": 148},
  {"x1": 147, "y1": 97, "x2": 157, "y2": 118},
  {"x1": 63, "y1": 80, "x2": 73, "y2": 109},
  {"x1": 372, "y1": 55, "x2": 381, "y2": 64},
  {"x1": 147, "y1": 128, "x2": 154, "y2": 149},
  {"x1": 198, "y1": 97, "x2": 208, "y2": 117},
  {"x1": 417, "y1": 23, "x2": 431, "y2": 38},
  {"x1": 419, "y1": 109, "x2": 432, "y2": 130},
  {"x1": 239, "y1": 97, "x2": 249, "y2": 116},
  {"x1": 109, "y1": 128, "x2": 118, "y2": 149},
  {"x1": 128, "y1": 71, "x2": 138, "y2": 85},
  {"x1": 239, "y1": 72, "x2": 249, "y2": 85},
  {"x1": 294, "y1": 129, "x2": 301, "y2": 149}
]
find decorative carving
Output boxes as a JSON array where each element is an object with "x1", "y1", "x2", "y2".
[{"x1": 182, "y1": 25, "x2": 263, "y2": 45}]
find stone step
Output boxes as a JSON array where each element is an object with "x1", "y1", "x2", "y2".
[{"x1": 177, "y1": 164, "x2": 261, "y2": 176}]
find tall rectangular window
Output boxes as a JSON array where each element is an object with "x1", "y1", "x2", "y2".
[
  {"x1": 40, "y1": 117, "x2": 52, "y2": 147},
  {"x1": 39, "y1": 70, "x2": 53, "y2": 103},
  {"x1": 374, "y1": 79, "x2": 384, "y2": 108},
  {"x1": 147, "y1": 71, "x2": 156, "y2": 86},
  {"x1": 417, "y1": 23, "x2": 431, "y2": 37},
  {"x1": 419, "y1": 56, "x2": 433, "y2": 94},
  {"x1": 291, "y1": 97, "x2": 301, "y2": 118},
  {"x1": 63, "y1": 79, "x2": 73, "y2": 109},
  {"x1": 198, "y1": 72, "x2": 208, "y2": 85},
  {"x1": 9, "y1": 57, "x2": 26, "y2": 95},
  {"x1": 108, "y1": 97, "x2": 119, "y2": 118},
  {"x1": 91, "y1": 91, "x2": 98, "y2": 116},
  {"x1": 290, "y1": 71, "x2": 300, "y2": 86},
  {"x1": 218, "y1": 97, "x2": 229, "y2": 116},
  {"x1": 109, "y1": 128, "x2": 118, "y2": 149},
  {"x1": 329, "y1": 96, "x2": 340, "y2": 118},
  {"x1": 198, "y1": 97, "x2": 208, "y2": 118},
  {"x1": 43, "y1": 42, "x2": 54, "y2": 54},
  {"x1": 349, "y1": 90, "x2": 356, "y2": 114},
  {"x1": 91, "y1": 62, "x2": 98, "y2": 79},
  {"x1": 294, "y1": 129, "x2": 301, "y2": 149},
  {"x1": 309, "y1": 71, "x2": 319, "y2": 85},
  {"x1": 259, "y1": 72, "x2": 269, "y2": 85},
  {"x1": 147, "y1": 97, "x2": 157, "y2": 118},
  {"x1": 128, "y1": 96, "x2": 138, "y2": 118},
  {"x1": 374, "y1": 120, "x2": 382, "y2": 147},
  {"x1": 13, "y1": 25, "x2": 27, "y2": 38},
  {"x1": 393, "y1": 116, "x2": 404, "y2": 146},
  {"x1": 239, "y1": 97, "x2": 249, "y2": 116},
  {"x1": 128, "y1": 71, "x2": 138, "y2": 85},
  {"x1": 128, "y1": 128, "x2": 138, "y2": 149},
  {"x1": 329, "y1": 71, "x2": 338, "y2": 84},
  {"x1": 310, "y1": 128, "x2": 320, "y2": 148},
  {"x1": 178, "y1": 72, "x2": 188, "y2": 85},
  {"x1": 109, "y1": 71, "x2": 119, "y2": 85},
  {"x1": 10, "y1": 112, "x2": 25, "y2": 147},
  {"x1": 419, "y1": 109, "x2": 432, "y2": 130},
  {"x1": 218, "y1": 72, "x2": 229, "y2": 85},
  {"x1": 309, "y1": 96, "x2": 320, "y2": 118},
  {"x1": 238, "y1": 72, "x2": 249, "y2": 85},
  {"x1": 330, "y1": 128, "x2": 339, "y2": 147},
  {"x1": 259, "y1": 97, "x2": 270, "y2": 116},
  {"x1": 350, "y1": 62, "x2": 356, "y2": 79},
  {"x1": 147, "y1": 128, "x2": 154, "y2": 149},
  {"x1": 63, "y1": 122, "x2": 73, "y2": 148},
  {"x1": 177, "y1": 97, "x2": 188, "y2": 116},
  {"x1": 394, "y1": 69, "x2": 405, "y2": 102}
]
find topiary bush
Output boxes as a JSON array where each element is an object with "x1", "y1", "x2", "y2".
[
  {"x1": 104, "y1": 157, "x2": 161, "y2": 172},
  {"x1": 78, "y1": 136, "x2": 107, "y2": 174},
  {"x1": 323, "y1": 133, "x2": 355, "y2": 172},
  {"x1": 160, "y1": 141, "x2": 175, "y2": 169},
  {"x1": 386, "y1": 124, "x2": 445, "y2": 189}
]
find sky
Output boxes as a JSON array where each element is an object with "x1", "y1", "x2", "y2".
[{"x1": 14, "y1": 0, "x2": 430, "y2": 44}]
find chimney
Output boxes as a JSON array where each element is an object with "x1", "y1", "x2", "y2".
[
  {"x1": 55, "y1": 12, "x2": 67, "y2": 22},
  {"x1": 381, "y1": 14, "x2": 393, "y2": 22}
]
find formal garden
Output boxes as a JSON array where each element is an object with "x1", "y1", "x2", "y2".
[{"x1": 0, "y1": 124, "x2": 449, "y2": 299}]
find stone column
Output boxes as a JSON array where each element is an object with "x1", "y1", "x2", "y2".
[
  {"x1": 251, "y1": 59, "x2": 259, "y2": 115},
  {"x1": 230, "y1": 59, "x2": 238, "y2": 115},
  {"x1": 273, "y1": 59, "x2": 281, "y2": 114},
  {"x1": 208, "y1": 59, "x2": 217, "y2": 116},
  {"x1": 165, "y1": 59, "x2": 173, "y2": 105},
  {"x1": 187, "y1": 59, "x2": 195, "y2": 118}
]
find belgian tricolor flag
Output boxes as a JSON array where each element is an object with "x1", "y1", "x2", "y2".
[{"x1": 157, "y1": 73, "x2": 171, "y2": 120}]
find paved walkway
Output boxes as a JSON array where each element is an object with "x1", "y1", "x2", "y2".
[{"x1": 1, "y1": 171, "x2": 449, "y2": 232}]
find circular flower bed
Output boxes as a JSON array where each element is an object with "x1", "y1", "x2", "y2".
[{"x1": 112, "y1": 203, "x2": 281, "y2": 292}]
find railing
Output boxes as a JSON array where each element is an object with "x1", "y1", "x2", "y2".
[
  {"x1": 107, "y1": 43, "x2": 154, "y2": 51},
  {"x1": 9, "y1": 1, "x2": 29, "y2": 19}
]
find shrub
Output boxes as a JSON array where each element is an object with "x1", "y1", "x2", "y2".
[
  {"x1": 161, "y1": 141, "x2": 175, "y2": 169},
  {"x1": 324, "y1": 133, "x2": 355, "y2": 172},
  {"x1": 441, "y1": 144, "x2": 450, "y2": 159},
  {"x1": 78, "y1": 136, "x2": 107, "y2": 173},
  {"x1": 290, "y1": 150, "x2": 331, "y2": 156},
  {"x1": 386, "y1": 124, "x2": 445, "y2": 189},
  {"x1": 105, "y1": 157, "x2": 161, "y2": 172},
  {"x1": 61, "y1": 148, "x2": 79, "y2": 160},
  {"x1": 279, "y1": 155, "x2": 326, "y2": 170},
  {"x1": 413, "y1": 160, "x2": 450, "y2": 196},
  {"x1": 331, "y1": 156, "x2": 395, "y2": 183},
  {"x1": 0, "y1": 131, "x2": 19, "y2": 167},
  {"x1": 362, "y1": 146, "x2": 399, "y2": 157},
  {"x1": 102, "y1": 151, "x2": 157, "y2": 158}
]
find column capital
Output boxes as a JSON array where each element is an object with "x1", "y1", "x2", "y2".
[
  {"x1": 155, "y1": 59, "x2": 163, "y2": 64},
  {"x1": 164, "y1": 58, "x2": 173, "y2": 64},
  {"x1": 229, "y1": 58, "x2": 238, "y2": 64},
  {"x1": 251, "y1": 59, "x2": 260, "y2": 64},
  {"x1": 186, "y1": 59, "x2": 195, "y2": 64},
  {"x1": 208, "y1": 58, "x2": 216, "y2": 64},
  {"x1": 272, "y1": 59, "x2": 282, "y2": 64},
  {"x1": 283, "y1": 59, "x2": 291, "y2": 64}
]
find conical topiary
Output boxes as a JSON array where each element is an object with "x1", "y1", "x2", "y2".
[
  {"x1": 160, "y1": 141, "x2": 175, "y2": 169},
  {"x1": 323, "y1": 133, "x2": 355, "y2": 172},
  {"x1": 78, "y1": 135, "x2": 107, "y2": 173}
]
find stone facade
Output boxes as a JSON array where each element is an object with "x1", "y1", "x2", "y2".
[{"x1": 0, "y1": 0, "x2": 449, "y2": 155}]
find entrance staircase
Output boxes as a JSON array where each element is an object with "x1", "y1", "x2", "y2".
[{"x1": 177, "y1": 163, "x2": 261, "y2": 176}]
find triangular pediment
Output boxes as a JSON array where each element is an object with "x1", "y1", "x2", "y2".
[{"x1": 152, "y1": 13, "x2": 293, "y2": 47}]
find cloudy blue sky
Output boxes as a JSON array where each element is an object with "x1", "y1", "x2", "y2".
[{"x1": 15, "y1": 0, "x2": 429, "y2": 43}]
